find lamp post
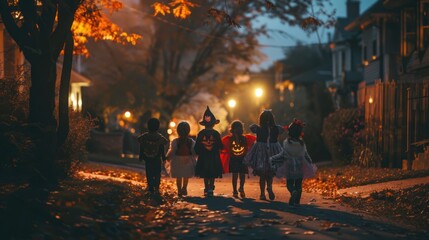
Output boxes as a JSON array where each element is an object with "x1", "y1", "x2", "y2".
[
  {"x1": 228, "y1": 99, "x2": 237, "y2": 120},
  {"x1": 124, "y1": 111, "x2": 132, "y2": 119},
  {"x1": 255, "y1": 87, "x2": 263, "y2": 113}
]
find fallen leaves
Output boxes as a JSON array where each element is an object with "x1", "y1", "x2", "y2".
[
  {"x1": 302, "y1": 166, "x2": 429, "y2": 197},
  {"x1": 339, "y1": 184, "x2": 429, "y2": 229}
]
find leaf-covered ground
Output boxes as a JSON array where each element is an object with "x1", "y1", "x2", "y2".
[
  {"x1": 0, "y1": 166, "x2": 180, "y2": 239},
  {"x1": 302, "y1": 165, "x2": 429, "y2": 197},
  {"x1": 339, "y1": 184, "x2": 429, "y2": 229},
  {"x1": 1, "y1": 164, "x2": 428, "y2": 239},
  {"x1": 300, "y1": 165, "x2": 429, "y2": 230}
]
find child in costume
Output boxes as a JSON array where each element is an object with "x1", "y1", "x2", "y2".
[
  {"x1": 270, "y1": 119, "x2": 315, "y2": 206},
  {"x1": 244, "y1": 110, "x2": 284, "y2": 200},
  {"x1": 221, "y1": 120, "x2": 256, "y2": 198},
  {"x1": 166, "y1": 121, "x2": 196, "y2": 197},
  {"x1": 138, "y1": 118, "x2": 169, "y2": 195},
  {"x1": 194, "y1": 106, "x2": 223, "y2": 197}
]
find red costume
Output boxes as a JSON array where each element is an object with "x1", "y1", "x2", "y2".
[{"x1": 220, "y1": 134, "x2": 256, "y2": 173}]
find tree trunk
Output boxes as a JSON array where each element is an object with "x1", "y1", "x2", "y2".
[
  {"x1": 28, "y1": 55, "x2": 58, "y2": 184},
  {"x1": 58, "y1": 31, "x2": 73, "y2": 147},
  {"x1": 28, "y1": 57, "x2": 57, "y2": 126}
]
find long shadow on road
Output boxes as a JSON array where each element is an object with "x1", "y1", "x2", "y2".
[{"x1": 179, "y1": 195, "x2": 427, "y2": 240}]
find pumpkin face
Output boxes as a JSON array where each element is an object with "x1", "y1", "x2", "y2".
[
  {"x1": 231, "y1": 140, "x2": 245, "y2": 156},
  {"x1": 201, "y1": 135, "x2": 214, "y2": 151}
]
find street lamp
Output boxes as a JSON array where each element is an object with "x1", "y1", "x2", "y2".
[
  {"x1": 255, "y1": 88, "x2": 264, "y2": 114},
  {"x1": 228, "y1": 99, "x2": 237, "y2": 120},
  {"x1": 255, "y1": 88, "x2": 263, "y2": 98},
  {"x1": 124, "y1": 111, "x2": 131, "y2": 119},
  {"x1": 228, "y1": 99, "x2": 237, "y2": 108}
]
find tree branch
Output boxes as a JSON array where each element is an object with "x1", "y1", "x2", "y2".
[
  {"x1": 51, "y1": 0, "x2": 78, "y2": 59},
  {"x1": 0, "y1": 0, "x2": 31, "y2": 53},
  {"x1": 57, "y1": 31, "x2": 73, "y2": 147},
  {"x1": 40, "y1": 0, "x2": 57, "y2": 36},
  {"x1": 18, "y1": 0, "x2": 40, "y2": 41}
]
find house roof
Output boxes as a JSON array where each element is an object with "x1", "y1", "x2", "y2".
[
  {"x1": 333, "y1": 17, "x2": 357, "y2": 43},
  {"x1": 345, "y1": 0, "x2": 392, "y2": 31},
  {"x1": 288, "y1": 65, "x2": 332, "y2": 84},
  {"x1": 56, "y1": 63, "x2": 91, "y2": 86},
  {"x1": 383, "y1": 0, "x2": 414, "y2": 8}
]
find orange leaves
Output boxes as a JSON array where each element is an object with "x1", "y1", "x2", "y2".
[
  {"x1": 152, "y1": 2, "x2": 171, "y2": 16},
  {"x1": 71, "y1": 0, "x2": 142, "y2": 56},
  {"x1": 152, "y1": 0, "x2": 198, "y2": 19},
  {"x1": 170, "y1": 0, "x2": 197, "y2": 19},
  {"x1": 98, "y1": 0, "x2": 123, "y2": 13}
]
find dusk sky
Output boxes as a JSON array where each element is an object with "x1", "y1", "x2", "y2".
[{"x1": 256, "y1": 0, "x2": 378, "y2": 70}]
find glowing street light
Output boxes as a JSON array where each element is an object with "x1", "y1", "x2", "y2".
[
  {"x1": 227, "y1": 99, "x2": 237, "y2": 120},
  {"x1": 288, "y1": 82, "x2": 294, "y2": 91},
  {"x1": 368, "y1": 97, "x2": 374, "y2": 104},
  {"x1": 255, "y1": 88, "x2": 263, "y2": 98},
  {"x1": 169, "y1": 121, "x2": 176, "y2": 128},
  {"x1": 228, "y1": 99, "x2": 237, "y2": 108},
  {"x1": 124, "y1": 111, "x2": 131, "y2": 119}
]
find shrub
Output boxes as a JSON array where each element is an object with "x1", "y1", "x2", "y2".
[
  {"x1": 0, "y1": 66, "x2": 30, "y2": 121},
  {"x1": 57, "y1": 111, "x2": 97, "y2": 177},
  {"x1": 322, "y1": 108, "x2": 364, "y2": 164},
  {"x1": 0, "y1": 67, "x2": 96, "y2": 177}
]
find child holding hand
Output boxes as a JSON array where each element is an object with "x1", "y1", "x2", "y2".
[
  {"x1": 166, "y1": 121, "x2": 196, "y2": 197},
  {"x1": 270, "y1": 119, "x2": 316, "y2": 206}
]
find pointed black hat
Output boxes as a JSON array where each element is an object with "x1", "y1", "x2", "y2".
[{"x1": 199, "y1": 106, "x2": 220, "y2": 126}]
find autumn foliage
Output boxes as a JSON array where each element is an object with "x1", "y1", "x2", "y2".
[
  {"x1": 73, "y1": 0, "x2": 142, "y2": 56},
  {"x1": 152, "y1": 0, "x2": 198, "y2": 19}
]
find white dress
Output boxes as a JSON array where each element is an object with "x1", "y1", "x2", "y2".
[
  {"x1": 270, "y1": 139, "x2": 315, "y2": 179},
  {"x1": 166, "y1": 138, "x2": 197, "y2": 178}
]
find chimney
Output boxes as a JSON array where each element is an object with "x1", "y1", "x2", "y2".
[{"x1": 346, "y1": 0, "x2": 360, "y2": 20}]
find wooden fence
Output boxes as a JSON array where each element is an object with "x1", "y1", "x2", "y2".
[{"x1": 358, "y1": 79, "x2": 429, "y2": 168}]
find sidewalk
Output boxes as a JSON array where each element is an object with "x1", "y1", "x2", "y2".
[
  {"x1": 337, "y1": 176, "x2": 429, "y2": 197},
  {"x1": 82, "y1": 161, "x2": 428, "y2": 239}
]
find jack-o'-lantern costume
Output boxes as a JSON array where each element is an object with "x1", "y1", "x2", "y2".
[
  {"x1": 194, "y1": 107, "x2": 223, "y2": 189},
  {"x1": 220, "y1": 127, "x2": 256, "y2": 174},
  {"x1": 220, "y1": 120, "x2": 256, "y2": 198}
]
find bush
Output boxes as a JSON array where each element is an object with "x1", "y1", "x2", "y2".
[
  {"x1": 0, "y1": 67, "x2": 96, "y2": 177},
  {"x1": 322, "y1": 108, "x2": 364, "y2": 164},
  {"x1": 57, "y1": 111, "x2": 97, "y2": 177},
  {"x1": 0, "y1": 67, "x2": 29, "y2": 120}
]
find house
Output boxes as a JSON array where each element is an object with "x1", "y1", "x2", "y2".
[
  {"x1": 56, "y1": 60, "x2": 91, "y2": 112},
  {"x1": 1, "y1": 20, "x2": 91, "y2": 113},
  {"x1": 345, "y1": 0, "x2": 429, "y2": 169},
  {"x1": 329, "y1": 0, "x2": 363, "y2": 109},
  {"x1": 0, "y1": 22, "x2": 25, "y2": 79}
]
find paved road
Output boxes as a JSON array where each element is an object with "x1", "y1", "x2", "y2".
[
  {"x1": 170, "y1": 174, "x2": 427, "y2": 240},
  {"x1": 87, "y1": 161, "x2": 428, "y2": 239}
]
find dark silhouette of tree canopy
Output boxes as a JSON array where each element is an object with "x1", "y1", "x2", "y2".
[
  {"x1": 140, "y1": 0, "x2": 334, "y2": 123},
  {"x1": 0, "y1": 0, "x2": 140, "y2": 182}
]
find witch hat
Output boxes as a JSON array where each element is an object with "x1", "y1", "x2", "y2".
[{"x1": 199, "y1": 106, "x2": 220, "y2": 126}]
